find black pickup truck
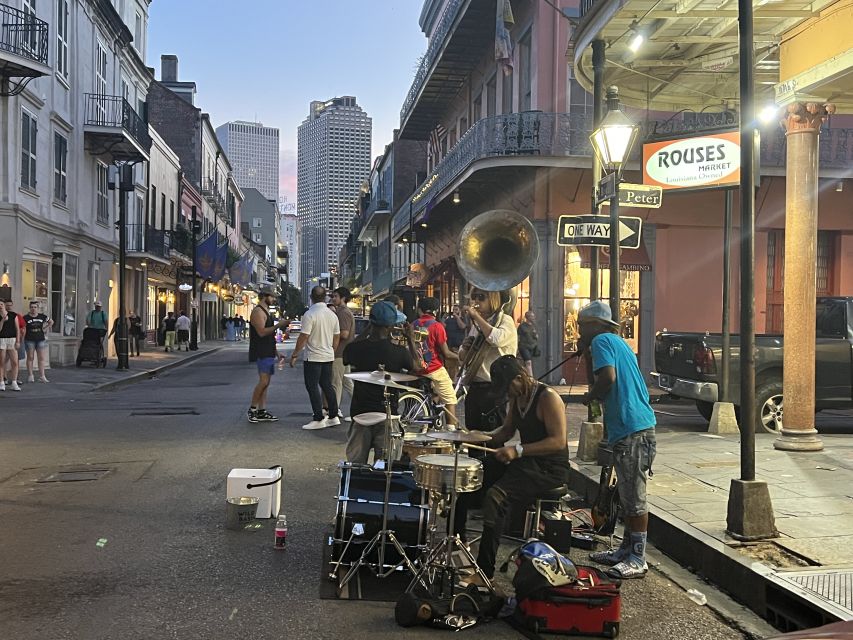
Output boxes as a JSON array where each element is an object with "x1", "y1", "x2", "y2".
[{"x1": 652, "y1": 297, "x2": 853, "y2": 433}]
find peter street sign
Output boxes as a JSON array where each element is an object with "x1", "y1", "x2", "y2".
[
  {"x1": 601, "y1": 183, "x2": 663, "y2": 209},
  {"x1": 557, "y1": 215, "x2": 643, "y2": 249}
]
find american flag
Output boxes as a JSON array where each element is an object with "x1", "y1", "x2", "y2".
[{"x1": 429, "y1": 124, "x2": 448, "y2": 162}]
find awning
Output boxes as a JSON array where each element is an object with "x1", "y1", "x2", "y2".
[{"x1": 575, "y1": 241, "x2": 652, "y2": 272}]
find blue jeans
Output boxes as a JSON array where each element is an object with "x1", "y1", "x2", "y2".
[{"x1": 303, "y1": 361, "x2": 337, "y2": 421}]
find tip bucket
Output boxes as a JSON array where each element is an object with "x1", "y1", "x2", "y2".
[{"x1": 225, "y1": 496, "x2": 260, "y2": 530}]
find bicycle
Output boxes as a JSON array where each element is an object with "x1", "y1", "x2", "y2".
[{"x1": 397, "y1": 380, "x2": 448, "y2": 432}]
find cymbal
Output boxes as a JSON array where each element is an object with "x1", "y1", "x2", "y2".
[
  {"x1": 426, "y1": 430, "x2": 492, "y2": 443},
  {"x1": 345, "y1": 370, "x2": 420, "y2": 382},
  {"x1": 344, "y1": 372, "x2": 411, "y2": 390}
]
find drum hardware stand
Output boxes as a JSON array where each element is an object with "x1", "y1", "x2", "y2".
[
  {"x1": 406, "y1": 439, "x2": 494, "y2": 598},
  {"x1": 336, "y1": 377, "x2": 420, "y2": 591}
]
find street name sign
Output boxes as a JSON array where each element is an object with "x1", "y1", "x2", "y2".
[
  {"x1": 595, "y1": 173, "x2": 617, "y2": 205},
  {"x1": 600, "y1": 183, "x2": 663, "y2": 209},
  {"x1": 557, "y1": 215, "x2": 642, "y2": 249}
]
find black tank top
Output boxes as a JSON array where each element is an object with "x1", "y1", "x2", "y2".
[
  {"x1": 250, "y1": 306, "x2": 276, "y2": 359},
  {"x1": 0, "y1": 311, "x2": 18, "y2": 338},
  {"x1": 514, "y1": 383, "x2": 569, "y2": 464}
]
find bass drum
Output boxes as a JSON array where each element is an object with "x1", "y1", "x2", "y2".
[{"x1": 333, "y1": 464, "x2": 429, "y2": 567}]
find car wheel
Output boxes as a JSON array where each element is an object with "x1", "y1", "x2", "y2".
[
  {"x1": 695, "y1": 400, "x2": 714, "y2": 422},
  {"x1": 755, "y1": 381, "x2": 784, "y2": 434}
]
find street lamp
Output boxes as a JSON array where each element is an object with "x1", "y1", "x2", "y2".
[{"x1": 589, "y1": 86, "x2": 639, "y2": 323}]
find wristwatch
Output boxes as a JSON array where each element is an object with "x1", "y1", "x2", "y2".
[{"x1": 515, "y1": 443, "x2": 524, "y2": 458}]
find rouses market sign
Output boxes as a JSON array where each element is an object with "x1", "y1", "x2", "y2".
[{"x1": 642, "y1": 130, "x2": 740, "y2": 191}]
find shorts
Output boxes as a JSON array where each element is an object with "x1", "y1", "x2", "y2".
[
  {"x1": 257, "y1": 357, "x2": 277, "y2": 376},
  {"x1": 25, "y1": 340, "x2": 47, "y2": 351},
  {"x1": 0, "y1": 337, "x2": 17, "y2": 351},
  {"x1": 424, "y1": 366, "x2": 457, "y2": 406},
  {"x1": 177, "y1": 330, "x2": 189, "y2": 342},
  {"x1": 613, "y1": 428, "x2": 656, "y2": 517}
]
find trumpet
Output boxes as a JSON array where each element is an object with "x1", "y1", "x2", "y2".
[{"x1": 390, "y1": 325, "x2": 429, "y2": 347}]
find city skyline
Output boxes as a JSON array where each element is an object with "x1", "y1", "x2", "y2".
[{"x1": 146, "y1": 1, "x2": 425, "y2": 204}]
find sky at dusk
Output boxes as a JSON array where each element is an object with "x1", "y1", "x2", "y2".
[{"x1": 146, "y1": 1, "x2": 427, "y2": 204}]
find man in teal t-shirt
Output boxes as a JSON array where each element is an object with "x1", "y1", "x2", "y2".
[
  {"x1": 86, "y1": 302, "x2": 108, "y2": 336},
  {"x1": 578, "y1": 300, "x2": 656, "y2": 579}
]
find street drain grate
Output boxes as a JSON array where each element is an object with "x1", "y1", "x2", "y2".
[
  {"x1": 130, "y1": 408, "x2": 199, "y2": 416},
  {"x1": 37, "y1": 469, "x2": 112, "y2": 483},
  {"x1": 774, "y1": 569, "x2": 853, "y2": 618}
]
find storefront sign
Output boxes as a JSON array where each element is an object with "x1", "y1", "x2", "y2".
[
  {"x1": 201, "y1": 292, "x2": 217, "y2": 302},
  {"x1": 601, "y1": 183, "x2": 663, "y2": 209},
  {"x1": 557, "y1": 215, "x2": 642, "y2": 249},
  {"x1": 406, "y1": 263, "x2": 428, "y2": 288},
  {"x1": 642, "y1": 130, "x2": 740, "y2": 190}
]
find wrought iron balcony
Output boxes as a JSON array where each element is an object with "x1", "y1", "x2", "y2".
[
  {"x1": 201, "y1": 178, "x2": 226, "y2": 214},
  {"x1": 0, "y1": 3, "x2": 49, "y2": 85},
  {"x1": 761, "y1": 126, "x2": 852, "y2": 172},
  {"x1": 83, "y1": 94, "x2": 152, "y2": 161},
  {"x1": 126, "y1": 225, "x2": 172, "y2": 260}
]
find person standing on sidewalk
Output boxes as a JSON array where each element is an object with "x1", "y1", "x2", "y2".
[
  {"x1": 24, "y1": 301, "x2": 52, "y2": 383},
  {"x1": 85, "y1": 302, "x2": 108, "y2": 337},
  {"x1": 443, "y1": 303, "x2": 466, "y2": 380},
  {"x1": 128, "y1": 311, "x2": 143, "y2": 356},
  {"x1": 289, "y1": 286, "x2": 340, "y2": 431},
  {"x1": 175, "y1": 311, "x2": 191, "y2": 351},
  {"x1": 330, "y1": 287, "x2": 355, "y2": 420},
  {"x1": 107, "y1": 315, "x2": 129, "y2": 362},
  {"x1": 248, "y1": 286, "x2": 289, "y2": 423},
  {"x1": 517, "y1": 310, "x2": 540, "y2": 376},
  {"x1": 162, "y1": 312, "x2": 177, "y2": 352},
  {"x1": 578, "y1": 300, "x2": 656, "y2": 580},
  {"x1": 0, "y1": 300, "x2": 22, "y2": 391},
  {"x1": 413, "y1": 297, "x2": 459, "y2": 427}
]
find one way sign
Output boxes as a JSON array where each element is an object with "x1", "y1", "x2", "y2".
[{"x1": 557, "y1": 215, "x2": 642, "y2": 249}]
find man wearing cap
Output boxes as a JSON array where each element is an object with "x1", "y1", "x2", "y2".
[
  {"x1": 454, "y1": 355, "x2": 570, "y2": 581},
  {"x1": 413, "y1": 297, "x2": 459, "y2": 427},
  {"x1": 290, "y1": 286, "x2": 340, "y2": 430},
  {"x1": 342, "y1": 301, "x2": 423, "y2": 464},
  {"x1": 578, "y1": 300, "x2": 656, "y2": 579},
  {"x1": 85, "y1": 302, "x2": 108, "y2": 337},
  {"x1": 247, "y1": 285, "x2": 290, "y2": 423}
]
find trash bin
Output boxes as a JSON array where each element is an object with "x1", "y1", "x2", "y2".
[{"x1": 225, "y1": 496, "x2": 260, "y2": 530}]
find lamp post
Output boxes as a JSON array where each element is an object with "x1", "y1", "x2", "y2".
[
  {"x1": 189, "y1": 205, "x2": 200, "y2": 351},
  {"x1": 113, "y1": 164, "x2": 135, "y2": 371},
  {"x1": 589, "y1": 86, "x2": 640, "y2": 322}
]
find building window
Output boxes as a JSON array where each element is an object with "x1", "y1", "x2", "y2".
[
  {"x1": 149, "y1": 185, "x2": 157, "y2": 228},
  {"x1": 54, "y1": 132, "x2": 68, "y2": 203},
  {"x1": 252, "y1": 217, "x2": 263, "y2": 228},
  {"x1": 134, "y1": 12, "x2": 142, "y2": 53},
  {"x1": 96, "y1": 162, "x2": 109, "y2": 225},
  {"x1": 486, "y1": 75, "x2": 497, "y2": 117},
  {"x1": 519, "y1": 30, "x2": 532, "y2": 111},
  {"x1": 253, "y1": 232, "x2": 263, "y2": 244},
  {"x1": 56, "y1": 0, "x2": 70, "y2": 79},
  {"x1": 89, "y1": 262, "x2": 100, "y2": 307},
  {"x1": 52, "y1": 252, "x2": 78, "y2": 336},
  {"x1": 22, "y1": 260, "x2": 50, "y2": 307},
  {"x1": 502, "y1": 69, "x2": 514, "y2": 114},
  {"x1": 21, "y1": 110, "x2": 38, "y2": 190},
  {"x1": 95, "y1": 43, "x2": 107, "y2": 96},
  {"x1": 22, "y1": 0, "x2": 37, "y2": 52}
]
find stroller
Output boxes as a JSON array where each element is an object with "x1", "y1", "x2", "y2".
[{"x1": 76, "y1": 328, "x2": 107, "y2": 368}]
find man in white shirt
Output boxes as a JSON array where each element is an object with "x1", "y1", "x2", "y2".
[
  {"x1": 175, "y1": 311, "x2": 191, "y2": 352},
  {"x1": 289, "y1": 286, "x2": 340, "y2": 430}
]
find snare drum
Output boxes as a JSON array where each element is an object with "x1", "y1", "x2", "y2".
[
  {"x1": 401, "y1": 433, "x2": 452, "y2": 462},
  {"x1": 413, "y1": 454, "x2": 483, "y2": 494}
]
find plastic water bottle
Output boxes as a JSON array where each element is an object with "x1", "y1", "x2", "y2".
[
  {"x1": 686, "y1": 588, "x2": 706, "y2": 605},
  {"x1": 559, "y1": 377, "x2": 567, "y2": 385},
  {"x1": 274, "y1": 514, "x2": 287, "y2": 549}
]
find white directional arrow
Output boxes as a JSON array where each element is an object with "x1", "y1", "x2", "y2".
[{"x1": 619, "y1": 220, "x2": 634, "y2": 242}]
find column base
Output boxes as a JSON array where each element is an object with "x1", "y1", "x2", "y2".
[
  {"x1": 773, "y1": 427, "x2": 824, "y2": 452},
  {"x1": 726, "y1": 479, "x2": 777, "y2": 541}
]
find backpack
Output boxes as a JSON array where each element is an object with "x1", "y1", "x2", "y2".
[
  {"x1": 509, "y1": 541, "x2": 578, "y2": 601},
  {"x1": 413, "y1": 318, "x2": 438, "y2": 365}
]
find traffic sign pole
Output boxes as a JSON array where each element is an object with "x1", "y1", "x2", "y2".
[{"x1": 609, "y1": 183, "x2": 621, "y2": 323}]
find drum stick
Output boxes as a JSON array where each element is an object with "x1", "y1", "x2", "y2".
[{"x1": 463, "y1": 443, "x2": 498, "y2": 454}]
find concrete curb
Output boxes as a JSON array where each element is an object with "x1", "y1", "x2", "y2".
[
  {"x1": 569, "y1": 460, "x2": 843, "y2": 632},
  {"x1": 89, "y1": 348, "x2": 221, "y2": 392}
]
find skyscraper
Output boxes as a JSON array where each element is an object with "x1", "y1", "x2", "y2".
[
  {"x1": 297, "y1": 97, "x2": 371, "y2": 294},
  {"x1": 216, "y1": 121, "x2": 280, "y2": 201},
  {"x1": 279, "y1": 210, "x2": 300, "y2": 287}
]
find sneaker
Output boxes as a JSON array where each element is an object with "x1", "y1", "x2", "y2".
[
  {"x1": 589, "y1": 547, "x2": 629, "y2": 566},
  {"x1": 325, "y1": 416, "x2": 341, "y2": 427},
  {"x1": 606, "y1": 558, "x2": 648, "y2": 579},
  {"x1": 247, "y1": 409, "x2": 259, "y2": 423},
  {"x1": 302, "y1": 419, "x2": 329, "y2": 430},
  {"x1": 27, "y1": 374, "x2": 35, "y2": 383},
  {"x1": 0, "y1": 381, "x2": 5, "y2": 391},
  {"x1": 344, "y1": 416, "x2": 352, "y2": 423},
  {"x1": 9, "y1": 381, "x2": 21, "y2": 391},
  {"x1": 255, "y1": 410, "x2": 279, "y2": 422},
  {"x1": 39, "y1": 376, "x2": 49, "y2": 383}
]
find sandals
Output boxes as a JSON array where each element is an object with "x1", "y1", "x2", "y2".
[{"x1": 606, "y1": 559, "x2": 648, "y2": 579}]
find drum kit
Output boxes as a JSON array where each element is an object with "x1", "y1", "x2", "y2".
[{"x1": 329, "y1": 367, "x2": 496, "y2": 597}]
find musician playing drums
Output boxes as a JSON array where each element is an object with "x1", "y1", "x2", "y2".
[
  {"x1": 459, "y1": 288, "x2": 518, "y2": 431},
  {"x1": 454, "y1": 355, "x2": 570, "y2": 580}
]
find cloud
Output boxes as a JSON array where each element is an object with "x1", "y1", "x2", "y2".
[{"x1": 279, "y1": 147, "x2": 297, "y2": 203}]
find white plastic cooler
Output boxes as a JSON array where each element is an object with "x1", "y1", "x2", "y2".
[{"x1": 226, "y1": 468, "x2": 281, "y2": 518}]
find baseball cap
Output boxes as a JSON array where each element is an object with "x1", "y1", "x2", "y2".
[
  {"x1": 577, "y1": 300, "x2": 620, "y2": 328},
  {"x1": 94, "y1": 301, "x2": 102, "y2": 307},
  {"x1": 489, "y1": 355, "x2": 526, "y2": 398},
  {"x1": 258, "y1": 284, "x2": 276, "y2": 296},
  {"x1": 370, "y1": 301, "x2": 406, "y2": 327}
]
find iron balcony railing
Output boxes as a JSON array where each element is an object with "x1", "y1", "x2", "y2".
[
  {"x1": 579, "y1": 0, "x2": 597, "y2": 19},
  {"x1": 393, "y1": 111, "x2": 595, "y2": 235},
  {"x1": 0, "y1": 3, "x2": 49, "y2": 66},
  {"x1": 83, "y1": 94, "x2": 152, "y2": 153},
  {"x1": 761, "y1": 126, "x2": 852, "y2": 171},
  {"x1": 126, "y1": 225, "x2": 171, "y2": 259},
  {"x1": 126, "y1": 224, "x2": 145, "y2": 253},
  {"x1": 201, "y1": 178, "x2": 226, "y2": 214},
  {"x1": 400, "y1": 0, "x2": 465, "y2": 127}
]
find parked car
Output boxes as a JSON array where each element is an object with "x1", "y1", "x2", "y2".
[
  {"x1": 287, "y1": 320, "x2": 301, "y2": 338},
  {"x1": 652, "y1": 297, "x2": 853, "y2": 433}
]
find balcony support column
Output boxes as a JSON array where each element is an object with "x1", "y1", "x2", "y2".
[
  {"x1": 774, "y1": 101, "x2": 834, "y2": 452},
  {"x1": 590, "y1": 39, "x2": 605, "y2": 301}
]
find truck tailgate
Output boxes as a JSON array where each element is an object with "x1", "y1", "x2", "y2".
[{"x1": 655, "y1": 333, "x2": 717, "y2": 380}]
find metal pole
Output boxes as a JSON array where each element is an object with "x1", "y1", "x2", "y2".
[
  {"x1": 608, "y1": 189, "x2": 621, "y2": 324},
  {"x1": 720, "y1": 189, "x2": 733, "y2": 402},
  {"x1": 738, "y1": 0, "x2": 756, "y2": 482},
  {"x1": 116, "y1": 165, "x2": 130, "y2": 370},
  {"x1": 189, "y1": 205, "x2": 199, "y2": 351},
  {"x1": 590, "y1": 40, "x2": 605, "y2": 301}
]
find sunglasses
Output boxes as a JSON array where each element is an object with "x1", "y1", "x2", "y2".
[{"x1": 470, "y1": 293, "x2": 487, "y2": 302}]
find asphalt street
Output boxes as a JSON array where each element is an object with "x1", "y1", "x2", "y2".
[{"x1": 0, "y1": 343, "x2": 772, "y2": 639}]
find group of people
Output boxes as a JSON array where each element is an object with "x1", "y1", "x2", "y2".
[
  {"x1": 245, "y1": 285, "x2": 656, "y2": 582},
  {"x1": 0, "y1": 299, "x2": 53, "y2": 390},
  {"x1": 221, "y1": 315, "x2": 248, "y2": 342}
]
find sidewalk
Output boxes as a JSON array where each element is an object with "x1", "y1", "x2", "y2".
[{"x1": 570, "y1": 428, "x2": 853, "y2": 629}]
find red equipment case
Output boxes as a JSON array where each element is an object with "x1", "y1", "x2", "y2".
[{"x1": 515, "y1": 565, "x2": 621, "y2": 637}]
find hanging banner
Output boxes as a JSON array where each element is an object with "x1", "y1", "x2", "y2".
[
  {"x1": 212, "y1": 239, "x2": 228, "y2": 281},
  {"x1": 196, "y1": 232, "x2": 218, "y2": 280},
  {"x1": 642, "y1": 130, "x2": 740, "y2": 191}
]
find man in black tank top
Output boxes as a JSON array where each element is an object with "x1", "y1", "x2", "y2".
[
  {"x1": 455, "y1": 355, "x2": 570, "y2": 580},
  {"x1": 247, "y1": 286, "x2": 289, "y2": 423}
]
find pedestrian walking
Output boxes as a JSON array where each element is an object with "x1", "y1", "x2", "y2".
[
  {"x1": 128, "y1": 311, "x2": 143, "y2": 356},
  {"x1": 247, "y1": 285, "x2": 289, "y2": 423},
  {"x1": 413, "y1": 297, "x2": 459, "y2": 426},
  {"x1": 2, "y1": 299, "x2": 26, "y2": 385},
  {"x1": 289, "y1": 286, "x2": 340, "y2": 431},
  {"x1": 175, "y1": 310, "x2": 191, "y2": 351},
  {"x1": 517, "y1": 310, "x2": 540, "y2": 375},
  {"x1": 85, "y1": 302, "x2": 108, "y2": 337},
  {"x1": 225, "y1": 316, "x2": 236, "y2": 342},
  {"x1": 0, "y1": 300, "x2": 22, "y2": 391},
  {"x1": 579, "y1": 300, "x2": 656, "y2": 579},
  {"x1": 330, "y1": 287, "x2": 355, "y2": 420},
  {"x1": 107, "y1": 315, "x2": 129, "y2": 359},
  {"x1": 24, "y1": 301, "x2": 52, "y2": 383},
  {"x1": 162, "y1": 312, "x2": 177, "y2": 352}
]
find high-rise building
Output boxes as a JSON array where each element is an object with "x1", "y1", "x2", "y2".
[
  {"x1": 216, "y1": 121, "x2": 280, "y2": 201},
  {"x1": 297, "y1": 97, "x2": 371, "y2": 295},
  {"x1": 279, "y1": 212, "x2": 300, "y2": 287}
]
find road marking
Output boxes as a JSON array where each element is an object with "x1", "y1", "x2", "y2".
[{"x1": 228, "y1": 607, "x2": 238, "y2": 621}]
